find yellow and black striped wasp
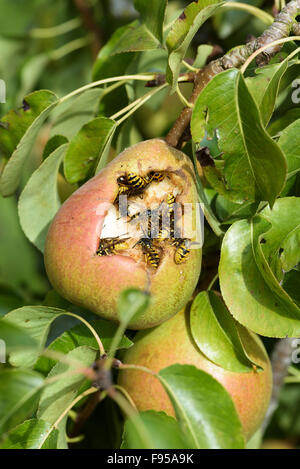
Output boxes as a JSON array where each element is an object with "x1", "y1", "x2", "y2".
[
  {"x1": 172, "y1": 238, "x2": 191, "y2": 264},
  {"x1": 96, "y1": 237, "x2": 129, "y2": 256},
  {"x1": 135, "y1": 237, "x2": 161, "y2": 269},
  {"x1": 129, "y1": 207, "x2": 161, "y2": 240},
  {"x1": 116, "y1": 170, "x2": 165, "y2": 205},
  {"x1": 117, "y1": 173, "x2": 148, "y2": 195},
  {"x1": 166, "y1": 193, "x2": 176, "y2": 212},
  {"x1": 155, "y1": 193, "x2": 177, "y2": 242},
  {"x1": 133, "y1": 218, "x2": 161, "y2": 269},
  {"x1": 145, "y1": 171, "x2": 165, "y2": 184}
]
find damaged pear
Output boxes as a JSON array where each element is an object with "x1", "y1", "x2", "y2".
[{"x1": 44, "y1": 139, "x2": 202, "y2": 329}]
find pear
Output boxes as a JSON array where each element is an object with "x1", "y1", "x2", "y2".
[
  {"x1": 44, "y1": 139, "x2": 202, "y2": 329},
  {"x1": 119, "y1": 307, "x2": 272, "y2": 439}
]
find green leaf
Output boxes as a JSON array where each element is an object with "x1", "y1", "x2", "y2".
[
  {"x1": 278, "y1": 119, "x2": 300, "y2": 178},
  {"x1": 213, "y1": 193, "x2": 258, "y2": 224},
  {"x1": 256, "y1": 198, "x2": 300, "y2": 279},
  {"x1": 93, "y1": 14, "x2": 163, "y2": 64},
  {"x1": 35, "y1": 319, "x2": 133, "y2": 376},
  {"x1": 134, "y1": 0, "x2": 167, "y2": 44},
  {"x1": 0, "y1": 317, "x2": 37, "y2": 352},
  {"x1": 267, "y1": 108, "x2": 300, "y2": 136},
  {"x1": 117, "y1": 288, "x2": 150, "y2": 326},
  {"x1": 0, "y1": 369, "x2": 44, "y2": 434},
  {"x1": 245, "y1": 428, "x2": 262, "y2": 449},
  {"x1": 107, "y1": 0, "x2": 167, "y2": 56},
  {"x1": 166, "y1": 0, "x2": 223, "y2": 90},
  {"x1": 122, "y1": 411, "x2": 189, "y2": 449},
  {"x1": 0, "y1": 419, "x2": 59, "y2": 449},
  {"x1": 246, "y1": 61, "x2": 289, "y2": 126},
  {"x1": 95, "y1": 126, "x2": 117, "y2": 173},
  {"x1": 111, "y1": 21, "x2": 161, "y2": 54},
  {"x1": 64, "y1": 117, "x2": 116, "y2": 184},
  {"x1": 158, "y1": 364, "x2": 245, "y2": 449},
  {"x1": 55, "y1": 418, "x2": 68, "y2": 449},
  {"x1": 0, "y1": 90, "x2": 58, "y2": 196},
  {"x1": 0, "y1": 195, "x2": 47, "y2": 294},
  {"x1": 51, "y1": 89, "x2": 103, "y2": 139},
  {"x1": 191, "y1": 69, "x2": 287, "y2": 206},
  {"x1": 42, "y1": 135, "x2": 68, "y2": 160},
  {"x1": 18, "y1": 144, "x2": 67, "y2": 252},
  {"x1": 219, "y1": 198, "x2": 300, "y2": 337},
  {"x1": 190, "y1": 291, "x2": 256, "y2": 372},
  {"x1": 251, "y1": 216, "x2": 300, "y2": 326},
  {"x1": 37, "y1": 346, "x2": 96, "y2": 425},
  {"x1": 3, "y1": 306, "x2": 67, "y2": 368},
  {"x1": 92, "y1": 24, "x2": 134, "y2": 80},
  {"x1": 189, "y1": 146, "x2": 223, "y2": 237},
  {"x1": 193, "y1": 44, "x2": 214, "y2": 68},
  {"x1": 282, "y1": 270, "x2": 300, "y2": 308}
]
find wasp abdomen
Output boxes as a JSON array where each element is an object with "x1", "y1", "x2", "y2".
[
  {"x1": 137, "y1": 238, "x2": 160, "y2": 269},
  {"x1": 97, "y1": 238, "x2": 129, "y2": 256},
  {"x1": 146, "y1": 171, "x2": 165, "y2": 183},
  {"x1": 127, "y1": 173, "x2": 147, "y2": 189},
  {"x1": 174, "y1": 239, "x2": 190, "y2": 264}
]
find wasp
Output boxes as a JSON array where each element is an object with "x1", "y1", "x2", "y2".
[
  {"x1": 129, "y1": 208, "x2": 161, "y2": 240},
  {"x1": 166, "y1": 193, "x2": 176, "y2": 224},
  {"x1": 96, "y1": 237, "x2": 129, "y2": 256},
  {"x1": 117, "y1": 185, "x2": 132, "y2": 196},
  {"x1": 129, "y1": 207, "x2": 150, "y2": 222},
  {"x1": 146, "y1": 171, "x2": 165, "y2": 183},
  {"x1": 117, "y1": 173, "x2": 148, "y2": 193},
  {"x1": 156, "y1": 225, "x2": 170, "y2": 242},
  {"x1": 155, "y1": 193, "x2": 176, "y2": 242},
  {"x1": 146, "y1": 208, "x2": 162, "y2": 239},
  {"x1": 115, "y1": 173, "x2": 146, "y2": 205},
  {"x1": 166, "y1": 193, "x2": 176, "y2": 211},
  {"x1": 173, "y1": 238, "x2": 191, "y2": 264},
  {"x1": 136, "y1": 237, "x2": 160, "y2": 269}
]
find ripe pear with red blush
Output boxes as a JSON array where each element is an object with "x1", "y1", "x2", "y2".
[
  {"x1": 119, "y1": 307, "x2": 272, "y2": 440},
  {"x1": 44, "y1": 139, "x2": 202, "y2": 329}
]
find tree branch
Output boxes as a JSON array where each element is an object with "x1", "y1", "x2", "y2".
[{"x1": 165, "y1": 0, "x2": 300, "y2": 148}]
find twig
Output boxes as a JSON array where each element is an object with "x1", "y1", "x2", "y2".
[
  {"x1": 145, "y1": 72, "x2": 195, "y2": 88},
  {"x1": 64, "y1": 311, "x2": 106, "y2": 356},
  {"x1": 165, "y1": 0, "x2": 300, "y2": 148},
  {"x1": 59, "y1": 74, "x2": 156, "y2": 103},
  {"x1": 69, "y1": 390, "x2": 102, "y2": 438},
  {"x1": 54, "y1": 387, "x2": 98, "y2": 432},
  {"x1": 176, "y1": 84, "x2": 194, "y2": 108},
  {"x1": 73, "y1": 0, "x2": 102, "y2": 58}
]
